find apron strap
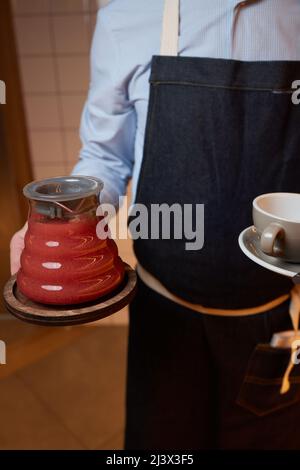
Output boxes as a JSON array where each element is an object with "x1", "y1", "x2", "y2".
[
  {"x1": 137, "y1": 262, "x2": 300, "y2": 395},
  {"x1": 160, "y1": 0, "x2": 264, "y2": 58},
  {"x1": 137, "y1": 263, "x2": 290, "y2": 316},
  {"x1": 160, "y1": 0, "x2": 180, "y2": 56}
]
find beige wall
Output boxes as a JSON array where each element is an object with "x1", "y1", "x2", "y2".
[
  {"x1": 12, "y1": 0, "x2": 98, "y2": 179},
  {"x1": 12, "y1": 0, "x2": 135, "y2": 325}
]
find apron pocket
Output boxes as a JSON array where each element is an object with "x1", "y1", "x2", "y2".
[{"x1": 236, "y1": 344, "x2": 300, "y2": 417}]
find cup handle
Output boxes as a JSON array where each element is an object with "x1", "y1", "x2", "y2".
[{"x1": 260, "y1": 223, "x2": 285, "y2": 256}]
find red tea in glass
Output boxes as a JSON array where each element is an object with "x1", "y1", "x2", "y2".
[{"x1": 17, "y1": 176, "x2": 124, "y2": 305}]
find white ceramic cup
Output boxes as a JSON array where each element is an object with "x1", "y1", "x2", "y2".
[{"x1": 253, "y1": 193, "x2": 300, "y2": 263}]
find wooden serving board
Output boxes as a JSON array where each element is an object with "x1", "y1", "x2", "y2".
[{"x1": 3, "y1": 264, "x2": 137, "y2": 326}]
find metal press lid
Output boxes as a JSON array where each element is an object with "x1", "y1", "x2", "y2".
[{"x1": 23, "y1": 176, "x2": 104, "y2": 202}]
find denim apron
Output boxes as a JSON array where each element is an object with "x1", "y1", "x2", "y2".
[
  {"x1": 126, "y1": 0, "x2": 300, "y2": 449},
  {"x1": 133, "y1": 6, "x2": 300, "y2": 310}
]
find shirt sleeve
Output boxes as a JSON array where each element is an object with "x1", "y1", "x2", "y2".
[{"x1": 71, "y1": 10, "x2": 136, "y2": 207}]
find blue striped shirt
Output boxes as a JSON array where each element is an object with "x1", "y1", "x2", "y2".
[{"x1": 72, "y1": 0, "x2": 300, "y2": 206}]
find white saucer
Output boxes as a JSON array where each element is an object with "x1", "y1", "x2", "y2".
[{"x1": 238, "y1": 226, "x2": 300, "y2": 283}]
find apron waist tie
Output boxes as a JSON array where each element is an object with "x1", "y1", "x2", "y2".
[
  {"x1": 137, "y1": 263, "x2": 300, "y2": 395},
  {"x1": 137, "y1": 263, "x2": 290, "y2": 316}
]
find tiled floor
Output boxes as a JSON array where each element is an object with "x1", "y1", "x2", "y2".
[{"x1": 0, "y1": 321, "x2": 128, "y2": 450}]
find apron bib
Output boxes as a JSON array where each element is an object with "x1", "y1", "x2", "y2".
[{"x1": 133, "y1": 0, "x2": 300, "y2": 310}]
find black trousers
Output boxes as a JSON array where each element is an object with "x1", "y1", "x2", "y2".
[{"x1": 125, "y1": 277, "x2": 300, "y2": 450}]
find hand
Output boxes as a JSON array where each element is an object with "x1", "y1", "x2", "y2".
[{"x1": 10, "y1": 223, "x2": 28, "y2": 275}]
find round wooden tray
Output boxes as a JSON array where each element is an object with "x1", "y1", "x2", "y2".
[{"x1": 3, "y1": 264, "x2": 137, "y2": 326}]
